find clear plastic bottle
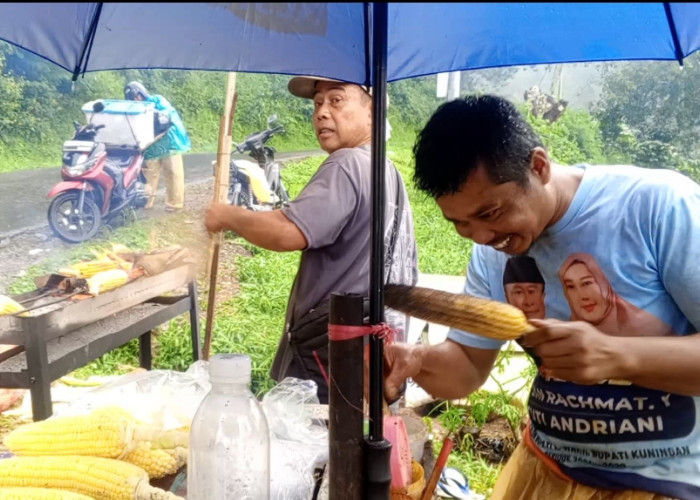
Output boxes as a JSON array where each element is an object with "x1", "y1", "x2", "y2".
[{"x1": 188, "y1": 354, "x2": 270, "y2": 499}]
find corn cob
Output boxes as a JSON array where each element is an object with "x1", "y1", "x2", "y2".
[
  {"x1": 69, "y1": 260, "x2": 121, "y2": 278},
  {"x1": 0, "y1": 456, "x2": 183, "y2": 500},
  {"x1": 0, "y1": 295, "x2": 26, "y2": 316},
  {"x1": 86, "y1": 269, "x2": 129, "y2": 295},
  {"x1": 384, "y1": 284, "x2": 534, "y2": 340},
  {"x1": 0, "y1": 487, "x2": 95, "y2": 500},
  {"x1": 4, "y1": 406, "x2": 189, "y2": 458},
  {"x1": 123, "y1": 443, "x2": 187, "y2": 479},
  {"x1": 5, "y1": 408, "x2": 149, "y2": 459}
]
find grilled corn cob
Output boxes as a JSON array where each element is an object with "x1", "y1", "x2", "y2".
[
  {"x1": 0, "y1": 295, "x2": 26, "y2": 316},
  {"x1": 0, "y1": 456, "x2": 183, "y2": 500},
  {"x1": 384, "y1": 284, "x2": 534, "y2": 340},
  {"x1": 123, "y1": 443, "x2": 187, "y2": 479},
  {"x1": 86, "y1": 269, "x2": 129, "y2": 295},
  {"x1": 0, "y1": 488, "x2": 95, "y2": 500},
  {"x1": 69, "y1": 260, "x2": 121, "y2": 278}
]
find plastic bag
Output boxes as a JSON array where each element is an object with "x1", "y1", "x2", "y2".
[
  {"x1": 262, "y1": 377, "x2": 329, "y2": 500},
  {"x1": 54, "y1": 364, "x2": 211, "y2": 431}
]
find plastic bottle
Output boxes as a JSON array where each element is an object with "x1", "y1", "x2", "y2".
[{"x1": 188, "y1": 354, "x2": 270, "y2": 499}]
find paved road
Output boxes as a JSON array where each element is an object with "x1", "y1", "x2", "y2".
[{"x1": 0, "y1": 150, "x2": 323, "y2": 238}]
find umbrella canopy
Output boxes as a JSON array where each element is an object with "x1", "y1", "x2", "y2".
[
  {"x1": 1, "y1": 3, "x2": 700, "y2": 82},
  {"x1": 3, "y1": 3, "x2": 700, "y2": 496}
]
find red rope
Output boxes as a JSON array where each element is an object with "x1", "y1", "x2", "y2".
[
  {"x1": 328, "y1": 323, "x2": 397, "y2": 344},
  {"x1": 312, "y1": 349, "x2": 330, "y2": 387}
]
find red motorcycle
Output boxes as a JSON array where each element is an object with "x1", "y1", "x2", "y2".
[{"x1": 47, "y1": 102, "x2": 169, "y2": 243}]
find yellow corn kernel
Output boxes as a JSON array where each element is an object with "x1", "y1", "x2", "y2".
[
  {"x1": 86, "y1": 269, "x2": 129, "y2": 295},
  {"x1": 69, "y1": 260, "x2": 120, "y2": 278},
  {"x1": 4, "y1": 407, "x2": 186, "y2": 460},
  {"x1": 0, "y1": 295, "x2": 26, "y2": 316},
  {"x1": 0, "y1": 487, "x2": 95, "y2": 500},
  {"x1": 123, "y1": 443, "x2": 187, "y2": 479},
  {"x1": 384, "y1": 284, "x2": 534, "y2": 340},
  {"x1": 4, "y1": 410, "x2": 136, "y2": 459},
  {"x1": 0, "y1": 456, "x2": 183, "y2": 500}
]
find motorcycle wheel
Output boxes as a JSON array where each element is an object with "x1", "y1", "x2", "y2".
[
  {"x1": 48, "y1": 191, "x2": 102, "y2": 243},
  {"x1": 229, "y1": 180, "x2": 253, "y2": 208}
]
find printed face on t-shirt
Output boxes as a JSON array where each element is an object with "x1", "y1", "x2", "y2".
[
  {"x1": 562, "y1": 261, "x2": 607, "y2": 323},
  {"x1": 504, "y1": 282, "x2": 546, "y2": 319}
]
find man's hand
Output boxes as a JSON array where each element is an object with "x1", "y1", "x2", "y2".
[
  {"x1": 523, "y1": 319, "x2": 626, "y2": 384},
  {"x1": 204, "y1": 202, "x2": 234, "y2": 233},
  {"x1": 383, "y1": 343, "x2": 425, "y2": 403}
]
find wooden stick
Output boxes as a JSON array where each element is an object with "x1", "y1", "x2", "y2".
[
  {"x1": 420, "y1": 435, "x2": 454, "y2": 500},
  {"x1": 203, "y1": 72, "x2": 238, "y2": 361}
]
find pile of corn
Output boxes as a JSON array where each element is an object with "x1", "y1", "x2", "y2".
[
  {"x1": 58, "y1": 245, "x2": 137, "y2": 296},
  {"x1": 0, "y1": 406, "x2": 188, "y2": 500}
]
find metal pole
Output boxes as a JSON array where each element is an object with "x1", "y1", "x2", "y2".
[
  {"x1": 328, "y1": 293, "x2": 365, "y2": 500},
  {"x1": 364, "y1": 2, "x2": 392, "y2": 499}
]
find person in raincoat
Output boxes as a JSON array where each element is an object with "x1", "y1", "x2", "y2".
[{"x1": 124, "y1": 81, "x2": 191, "y2": 211}]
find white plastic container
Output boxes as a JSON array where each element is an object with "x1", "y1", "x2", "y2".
[
  {"x1": 82, "y1": 99, "x2": 155, "y2": 149},
  {"x1": 187, "y1": 354, "x2": 270, "y2": 500}
]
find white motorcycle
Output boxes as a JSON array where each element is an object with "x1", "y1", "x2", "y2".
[{"x1": 214, "y1": 115, "x2": 290, "y2": 211}]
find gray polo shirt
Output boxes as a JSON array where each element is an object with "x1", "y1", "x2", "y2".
[{"x1": 282, "y1": 144, "x2": 418, "y2": 339}]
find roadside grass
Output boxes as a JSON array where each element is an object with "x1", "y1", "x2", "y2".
[{"x1": 6, "y1": 144, "x2": 530, "y2": 495}]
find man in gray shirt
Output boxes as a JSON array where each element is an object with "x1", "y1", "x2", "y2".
[{"x1": 205, "y1": 76, "x2": 418, "y2": 403}]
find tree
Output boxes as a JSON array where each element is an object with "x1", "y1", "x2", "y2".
[{"x1": 595, "y1": 54, "x2": 700, "y2": 165}]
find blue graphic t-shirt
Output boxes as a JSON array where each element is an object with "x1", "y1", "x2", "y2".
[{"x1": 448, "y1": 164, "x2": 700, "y2": 499}]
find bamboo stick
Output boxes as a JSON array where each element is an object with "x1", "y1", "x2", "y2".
[{"x1": 203, "y1": 72, "x2": 238, "y2": 361}]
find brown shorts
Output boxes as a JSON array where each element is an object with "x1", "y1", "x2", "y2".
[{"x1": 491, "y1": 439, "x2": 677, "y2": 500}]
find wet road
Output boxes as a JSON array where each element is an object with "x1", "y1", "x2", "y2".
[{"x1": 0, "y1": 150, "x2": 322, "y2": 238}]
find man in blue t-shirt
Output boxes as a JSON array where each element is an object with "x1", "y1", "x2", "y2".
[{"x1": 384, "y1": 95, "x2": 700, "y2": 499}]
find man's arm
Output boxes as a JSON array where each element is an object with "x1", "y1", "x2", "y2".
[
  {"x1": 620, "y1": 334, "x2": 700, "y2": 395},
  {"x1": 385, "y1": 245, "x2": 502, "y2": 401},
  {"x1": 385, "y1": 340, "x2": 500, "y2": 402},
  {"x1": 621, "y1": 178, "x2": 700, "y2": 395},
  {"x1": 205, "y1": 203, "x2": 307, "y2": 252}
]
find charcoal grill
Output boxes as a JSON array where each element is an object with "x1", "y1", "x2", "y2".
[{"x1": 0, "y1": 264, "x2": 201, "y2": 421}]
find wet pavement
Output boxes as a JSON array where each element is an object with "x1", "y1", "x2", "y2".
[{"x1": 0, "y1": 150, "x2": 322, "y2": 238}]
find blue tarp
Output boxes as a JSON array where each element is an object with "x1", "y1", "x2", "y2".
[{"x1": 1, "y1": 3, "x2": 700, "y2": 83}]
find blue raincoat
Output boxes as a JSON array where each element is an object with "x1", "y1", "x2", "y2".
[{"x1": 143, "y1": 94, "x2": 191, "y2": 160}]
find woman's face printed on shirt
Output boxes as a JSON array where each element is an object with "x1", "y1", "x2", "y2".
[{"x1": 562, "y1": 261, "x2": 607, "y2": 324}]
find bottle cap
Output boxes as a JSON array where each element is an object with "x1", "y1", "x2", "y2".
[{"x1": 209, "y1": 353, "x2": 251, "y2": 383}]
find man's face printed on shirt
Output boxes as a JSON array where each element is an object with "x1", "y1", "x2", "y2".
[{"x1": 504, "y1": 282, "x2": 546, "y2": 319}]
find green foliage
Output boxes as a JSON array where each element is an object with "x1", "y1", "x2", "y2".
[
  {"x1": 387, "y1": 76, "x2": 443, "y2": 138},
  {"x1": 523, "y1": 105, "x2": 606, "y2": 165},
  {"x1": 594, "y1": 53, "x2": 700, "y2": 182},
  {"x1": 0, "y1": 43, "x2": 324, "y2": 172},
  {"x1": 389, "y1": 148, "x2": 474, "y2": 275}
]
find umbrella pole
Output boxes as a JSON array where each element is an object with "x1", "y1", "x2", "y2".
[
  {"x1": 203, "y1": 72, "x2": 238, "y2": 361},
  {"x1": 364, "y1": 3, "x2": 392, "y2": 499}
]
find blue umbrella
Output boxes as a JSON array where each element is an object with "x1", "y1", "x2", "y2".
[
  {"x1": 2, "y1": 3, "x2": 700, "y2": 497},
  {"x1": 1, "y1": 3, "x2": 699, "y2": 82}
]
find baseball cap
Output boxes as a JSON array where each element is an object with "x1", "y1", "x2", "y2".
[{"x1": 288, "y1": 75, "x2": 372, "y2": 100}]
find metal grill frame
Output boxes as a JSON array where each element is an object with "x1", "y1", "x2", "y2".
[{"x1": 0, "y1": 267, "x2": 201, "y2": 421}]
